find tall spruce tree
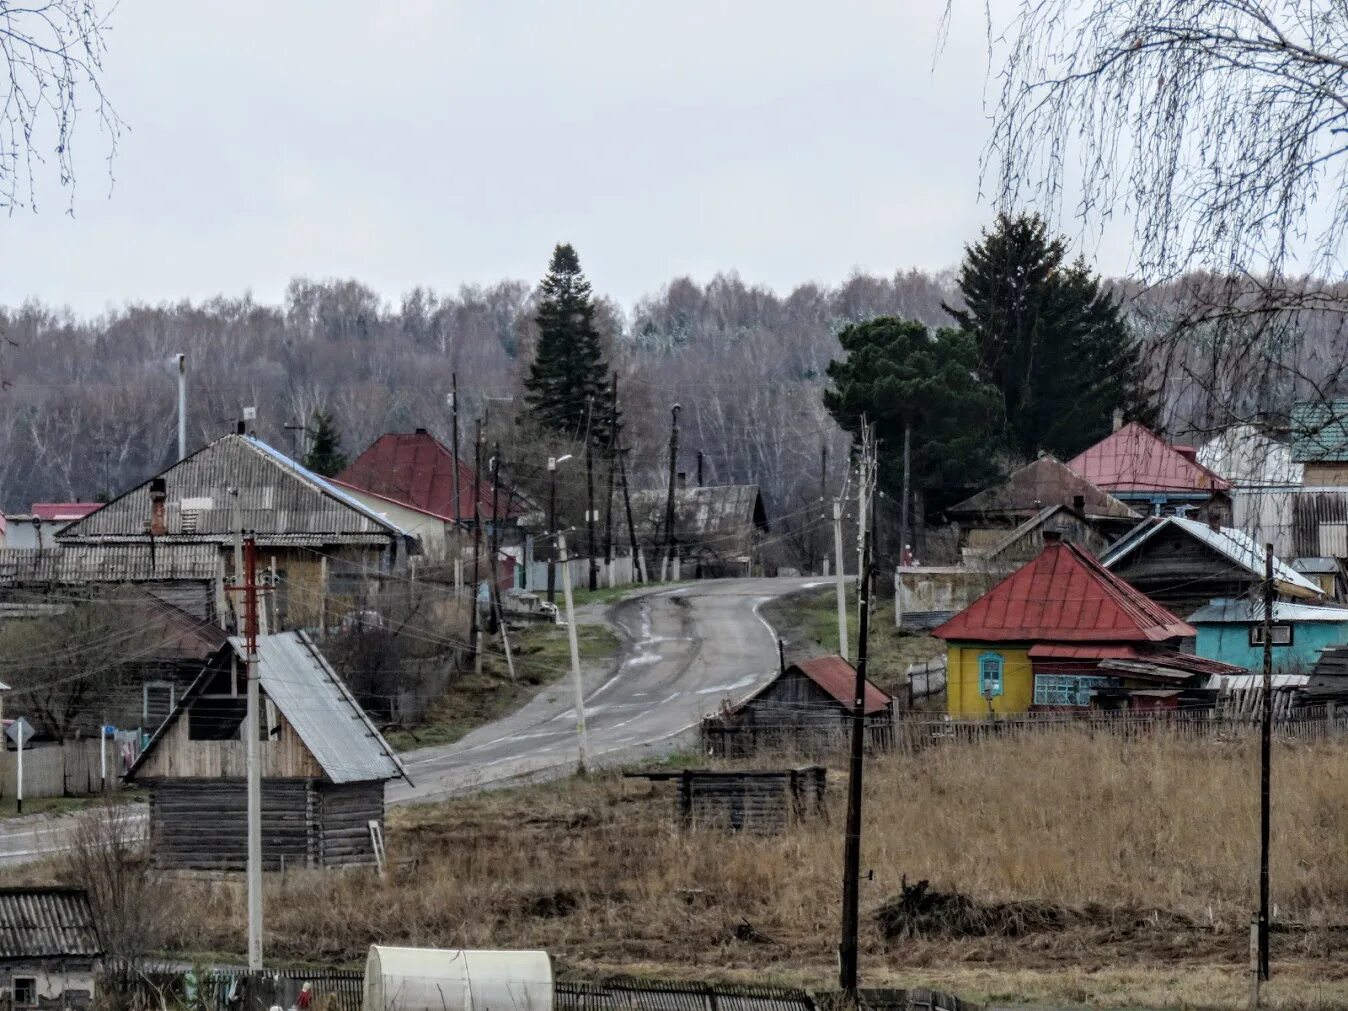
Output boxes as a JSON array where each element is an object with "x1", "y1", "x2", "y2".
[
  {"x1": 303, "y1": 409, "x2": 347, "y2": 476},
  {"x1": 945, "y1": 213, "x2": 1155, "y2": 461},
  {"x1": 524, "y1": 243, "x2": 615, "y2": 442}
]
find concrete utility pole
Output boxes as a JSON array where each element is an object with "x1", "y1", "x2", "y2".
[
  {"x1": 176, "y1": 353, "x2": 188, "y2": 461},
  {"x1": 1255, "y1": 543, "x2": 1275, "y2": 1001},
  {"x1": 834, "y1": 499, "x2": 849, "y2": 662},
  {"x1": 558, "y1": 533, "x2": 590, "y2": 772},
  {"x1": 471, "y1": 420, "x2": 483, "y2": 673},
  {"x1": 900, "y1": 423, "x2": 912, "y2": 564},
  {"x1": 243, "y1": 535, "x2": 263, "y2": 971},
  {"x1": 662, "y1": 404, "x2": 681, "y2": 581}
]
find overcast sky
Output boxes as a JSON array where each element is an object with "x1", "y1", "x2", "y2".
[{"x1": 0, "y1": 1, "x2": 1134, "y2": 318}]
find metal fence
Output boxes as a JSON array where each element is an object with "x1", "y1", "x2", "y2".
[{"x1": 101, "y1": 967, "x2": 364, "y2": 1011}]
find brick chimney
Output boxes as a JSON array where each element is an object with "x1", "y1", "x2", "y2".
[
  {"x1": 1072, "y1": 494, "x2": 1086, "y2": 515},
  {"x1": 149, "y1": 477, "x2": 168, "y2": 536},
  {"x1": 1112, "y1": 408, "x2": 1124, "y2": 432}
]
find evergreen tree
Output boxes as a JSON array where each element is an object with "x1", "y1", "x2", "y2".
[
  {"x1": 945, "y1": 213, "x2": 1156, "y2": 461},
  {"x1": 824, "y1": 317, "x2": 1004, "y2": 508},
  {"x1": 303, "y1": 409, "x2": 347, "y2": 476},
  {"x1": 524, "y1": 243, "x2": 615, "y2": 443}
]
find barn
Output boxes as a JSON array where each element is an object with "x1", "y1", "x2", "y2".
[{"x1": 125, "y1": 630, "x2": 407, "y2": 871}]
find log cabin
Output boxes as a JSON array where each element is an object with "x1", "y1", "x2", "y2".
[{"x1": 125, "y1": 630, "x2": 407, "y2": 871}]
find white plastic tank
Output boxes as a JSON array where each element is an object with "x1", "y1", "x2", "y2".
[{"x1": 363, "y1": 947, "x2": 553, "y2": 1011}]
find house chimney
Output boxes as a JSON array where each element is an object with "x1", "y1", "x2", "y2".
[
  {"x1": 677, "y1": 471, "x2": 687, "y2": 489},
  {"x1": 236, "y1": 420, "x2": 246, "y2": 435},
  {"x1": 1072, "y1": 494, "x2": 1086, "y2": 515},
  {"x1": 149, "y1": 477, "x2": 168, "y2": 536},
  {"x1": 1112, "y1": 408, "x2": 1124, "y2": 431}
]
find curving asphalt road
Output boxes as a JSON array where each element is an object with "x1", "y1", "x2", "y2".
[{"x1": 0, "y1": 577, "x2": 826, "y2": 864}]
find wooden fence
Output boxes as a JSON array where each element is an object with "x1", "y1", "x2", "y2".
[
  {"x1": 0, "y1": 735, "x2": 141, "y2": 800},
  {"x1": 101, "y1": 967, "x2": 363, "y2": 1011}
]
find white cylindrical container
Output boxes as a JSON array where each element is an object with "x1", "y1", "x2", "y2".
[{"x1": 363, "y1": 947, "x2": 553, "y2": 1011}]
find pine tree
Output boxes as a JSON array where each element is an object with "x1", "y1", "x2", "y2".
[
  {"x1": 524, "y1": 243, "x2": 616, "y2": 443},
  {"x1": 945, "y1": 213, "x2": 1155, "y2": 461},
  {"x1": 303, "y1": 409, "x2": 348, "y2": 477}
]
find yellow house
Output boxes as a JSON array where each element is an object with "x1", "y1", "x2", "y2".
[{"x1": 932, "y1": 534, "x2": 1201, "y2": 718}]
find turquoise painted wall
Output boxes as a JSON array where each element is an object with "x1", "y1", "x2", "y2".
[{"x1": 1195, "y1": 620, "x2": 1348, "y2": 673}]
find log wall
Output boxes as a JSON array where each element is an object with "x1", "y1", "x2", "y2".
[
  {"x1": 317, "y1": 781, "x2": 384, "y2": 867},
  {"x1": 148, "y1": 778, "x2": 314, "y2": 871}
]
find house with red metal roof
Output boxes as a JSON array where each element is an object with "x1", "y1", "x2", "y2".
[
  {"x1": 334, "y1": 429, "x2": 534, "y2": 562},
  {"x1": 705, "y1": 655, "x2": 894, "y2": 755},
  {"x1": 933, "y1": 532, "x2": 1241, "y2": 717},
  {"x1": 1068, "y1": 422, "x2": 1232, "y2": 521}
]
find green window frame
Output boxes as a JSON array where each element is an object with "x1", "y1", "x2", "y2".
[{"x1": 978, "y1": 652, "x2": 1004, "y2": 698}]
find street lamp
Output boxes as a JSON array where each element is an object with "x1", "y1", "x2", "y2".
[{"x1": 547, "y1": 455, "x2": 574, "y2": 604}]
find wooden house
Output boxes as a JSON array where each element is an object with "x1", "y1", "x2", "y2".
[
  {"x1": 1188, "y1": 599, "x2": 1348, "y2": 676},
  {"x1": 1068, "y1": 422, "x2": 1232, "y2": 521},
  {"x1": 55, "y1": 434, "x2": 413, "y2": 631},
  {"x1": 704, "y1": 655, "x2": 892, "y2": 755},
  {"x1": 933, "y1": 533, "x2": 1243, "y2": 718},
  {"x1": 621, "y1": 482, "x2": 770, "y2": 578},
  {"x1": 1101, "y1": 515, "x2": 1323, "y2": 617},
  {"x1": 0, "y1": 887, "x2": 102, "y2": 1010},
  {"x1": 125, "y1": 630, "x2": 407, "y2": 871},
  {"x1": 946, "y1": 454, "x2": 1140, "y2": 559}
]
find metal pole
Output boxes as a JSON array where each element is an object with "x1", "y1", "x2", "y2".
[
  {"x1": 558, "y1": 533, "x2": 590, "y2": 772},
  {"x1": 840, "y1": 426, "x2": 873, "y2": 995},
  {"x1": 1258, "y1": 543, "x2": 1274, "y2": 983},
  {"x1": 176, "y1": 353, "x2": 188, "y2": 461},
  {"x1": 547, "y1": 459, "x2": 558, "y2": 604},
  {"x1": 663, "y1": 404, "x2": 681, "y2": 580},
  {"x1": 834, "y1": 499, "x2": 849, "y2": 661},
  {"x1": 244, "y1": 535, "x2": 263, "y2": 971}
]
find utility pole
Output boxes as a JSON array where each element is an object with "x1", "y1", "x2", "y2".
[
  {"x1": 839, "y1": 421, "x2": 874, "y2": 997},
  {"x1": 1256, "y1": 543, "x2": 1275, "y2": 994},
  {"x1": 243, "y1": 535, "x2": 263, "y2": 972},
  {"x1": 834, "y1": 499, "x2": 849, "y2": 661},
  {"x1": 604, "y1": 377, "x2": 618, "y2": 584},
  {"x1": 662, "y1": 404, "x2": 681, "y2": 581},
  {"x1": 819, "y1": 443, "x2": 828, "y2": 575},
  {"x1": 900, "y1": 423, "x2": 912, "y2": 565},
  {"x1": 470, "y1": 419, "x2": 483, "y2": 674},
  {"x1": 558, "y1": 532, "x2": 590, "y2": 772},
  {"x1": 450, "y1": 374, "x2": 461, "y2": 581},
  {"x1": 615, "y1": 376, "x2": 643, "y2": 583},
  {"x1": 697, "y1": 451, "x2": 704, "y2": 487},
  {"x1": 487, "y1": 444, "x2": 515, "y2": 681},
  {"x1": 547, "y1": 457, "x2": 559, "y2": 604},
  {"x1": 585, "y1": 397, "x2": 599, "y2": 592},
  {"x1": 176, "y1": 353, "x2": 188, "y2": 461}
]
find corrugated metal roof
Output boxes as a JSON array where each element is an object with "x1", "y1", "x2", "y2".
[
  {"x1": 0, "y1": 543, "x2": 222, "y2": 583},
  {"x1": 948, "y1": 455, "x2": 1140, "y2": 520},
  {"x1": 1100, "y1": 516, "x2": 1323, "y2": 599},
  {"x1": 57, "y1": 435, "x2": 410, "y2": 545},
  {"x1": 1291, "y1": 400, "x2": 1348, "y2": 462},
  {"x1": 934, "y1": 540, "x2": 1193, "y2": 643},
  {"x1": 787, "y1": 656, "x2": 890, "y2": 715},
  {"x1": 227, "y1": 631, "x2": 407, "y2": 785},
  {"x1": 1206, "y1": 672, "x2": 1309, "y2": 690},
  {"x1": 0, "y1": 888, "x2": 101, "y2": 959},
  {"x1": 335, "y1": 432, "x2": 524, "y2": 523},
  {"x1": 1069, "y1": 423, "x2": 1232, "y2": 494},
  {"x1": 1186, "y1": 599, "x2": 1348, "y2": 624},
  {"x1": 1027, "y1": 643, "x2": 1144, "y2": 660},
  {"x1": 1198, "y1": 426, "x2": 1304, "y2": 486},
  {"x1": 622, "y1": 485, "x2": 769, "y2": 545},
  {"x1": 1292, "y1": 556, "x2": 1340, "y2": 574}
]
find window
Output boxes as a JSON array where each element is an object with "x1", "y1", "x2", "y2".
[
  {"x1": 1033, "y1": 674, "x2": 1116, "y2": 708},
  {"x1": 978, "y1": 653, "x2": 1004, "y2": 698},
  {"x1": 1249, "y1": 624, "x2": 1293, "y2": 647},
  {"x1": 12, "y1": 976, "x2": 37, "y2": 1007},
  {"x1": 188, "y1": 698, "x2": 247, "y2": 740}
]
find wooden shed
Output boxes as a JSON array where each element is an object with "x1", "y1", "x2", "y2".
[
  {"x1": 0, "y1": 887, "x2": 102, "y2": 1010},
  {"x1": 704, "y1": 656, "x2": 893, "y2": 756},
  {"x1": 125, "y1": 631, "x2": 408, "y2": 871}
]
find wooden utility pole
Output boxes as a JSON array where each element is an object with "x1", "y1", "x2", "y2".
[
  {"x1": 1257, "y1": 543, "x2": 1275, "y2": 991},
  {"x1": 243, "y1": 535, "x2": 263, "y2": 971},
  {"x1": 585, "y1": 398, "x2": 599, "y2": 592},
  {"x1": 604, "y1": 377, "x2": 618, "y2": 585},
  {"x1": 450, "y1": 373, "x2": 461, "y2": 583},
  {"x1": 819, "y1": 443, "x2": 828, "y2": 575},
  {"x1": 662, "y1": 404, "x2": 681, "y2": 580},
  {"x1": 900, "y1": 423, "x2": 912, "y2": 563},
  {"x1": 547, "y1": 457, "x2": 560, "y2": 604},
  {"x1": 558, "y1": 532, "x2": 590, "y2": 772},
  {"x1": 470, "y1": 419, "x2": 483, "y2": 673},
  {"x1": 614, "y1": 377, "x2": 643, "y2": 583},
  {"x1": 833, "y1": 498, "x2": 849, "y2": 661},
  {"x1": 839, "y1": 422, "x2": 874, "y2": 996}
]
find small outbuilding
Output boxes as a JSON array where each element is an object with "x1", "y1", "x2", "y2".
[
  {"x1": 126, "y1": 630, "x2": 408, "y2": 871},
  {"x1": 1188, "y1": 599, "x2": 1348, "y2": 676},
  {"x1": 0, "y1": 887, "x2": 102, "y2": 1010}
]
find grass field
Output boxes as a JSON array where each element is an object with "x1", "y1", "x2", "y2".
[
  {"x1": 0, "y1": 788, "x2": 145, "y2": 819},
  {"x1": 140, "y1": 728, "x2": 1348, "y2": 1008},
  {"x1": 383, "y1": 620, "x2": 619, "y2": 752}
]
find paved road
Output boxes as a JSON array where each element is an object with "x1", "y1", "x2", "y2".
[
  {"x1": 393, "y1": 576, "x2": 827, "y2": 803},
  {"x1": 0, "y1": 577, "x2": 826, "y2": 864}
]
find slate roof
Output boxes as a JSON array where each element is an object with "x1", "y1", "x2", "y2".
[
  {"x1": 621, "y1": 485, "x2": 769, "y2": 547},
  {"x1": 1101, "y1": 516, "x2": 1323, "y2": 599},
  {"x1": 947, "y1": 455, "x2": 1140, "y2": 520},
  {"x1": 1291, "y1": 400, "x2": 1348, "y2": 463},
  {"x1": 1198, "y1": 426, "x2": 1303, "y2": 486},
  {"x1": 29, "y1": 503, "x2": 101, "y2": 523},
  {"x1": 1186, "y1": 599, "x2": 1348, "y2": 624},
  {"x1": 57, "y1": 435, "x2": 410, "y2": 546},
  {"x1": 788, "y1": 656, "x2": 891, "y2": 715},
  {"x1": 0, "y1": 888, "x2": 101, "y2": 960},
  {"x1": 933, "y1": 539, "x2": 1193, "y2": 643},
  {"x1": 0, "y1": 543, "x2": 223, "y2": 584},
  {"x1": 129, "y1": 630, "x2": 408, "y2": 785},
  {"x1": 1068, "y1": 423, "x2": 1231, "y2": 494},
  {"x1": 335, "y1": 430, "x2": 522, "y2": 523}
]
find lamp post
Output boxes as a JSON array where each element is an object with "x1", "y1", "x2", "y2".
[{"x1": 547, "y1": 454, "x2": 573, "y2": 604}]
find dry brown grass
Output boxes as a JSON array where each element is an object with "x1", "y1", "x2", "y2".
[{"x1": 148, "y1": 729, "x2": 1348, "y2": 1007}]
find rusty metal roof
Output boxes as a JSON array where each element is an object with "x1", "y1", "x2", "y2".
[
  {"x1": 57, "y1": 435, "x2": 408, "y2": 545},
  {"x1": 1069, "y1": 423, "x2": 1232, "y2": 494},
  {"x1": 788, "y1": 655, "x2": 891, "y2": 715},
  {"x1": 948, "y1": 455, "x2": 1140, "y2": 520},
  {"x1": 0, "y1": 888, "x2": 101, "y2": 960},
  {"x1": 621, "y1": 485, "x2": 769, "y2": 546}
]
